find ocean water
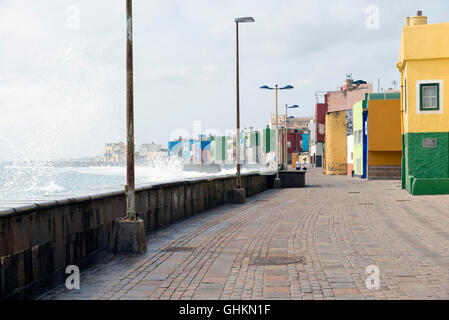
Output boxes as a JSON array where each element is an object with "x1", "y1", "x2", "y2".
[{"x1": 0, "y1": 161, "x2": 272, "y2": 202}]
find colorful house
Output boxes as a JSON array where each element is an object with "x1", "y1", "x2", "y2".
[
  {"x1": 324, "y1": 111, "x2": 347, "y2": 175},
  {"x1": 200, "y1": 138, "x2": 211, "y2": 163},
  {"x1": 248, "y1": 131, "x2": 261, "y2": 164},
  {"x1": 279, "y1": 129, "x2": 309, "y2": 166},
  {"x1": 168, "y1": 140, "x2": 183, "y2": 158},
  {"x1": 262, "y1": 127, "x2": 276, "y2": 163},
  {"x1": 212, "y1": 136, "x2": 227, "y2": 164},
  {"x1": 310, "y1": 98, "x2": 328, "y2": 168},
  {"x1": 353, "y1": 93, "x2": 402, "y2": 179},
  {"x1": 397, "y1": 12, "x2": 449, "y2": 195},
  {"x1": 168, "y1": 128, "x2": 276, "y2": 166},
  {"x1": 352, "y1": 99, "x2": 367, "y2": 178},
  {"x1": 323, "y1": 77, "x2": 373, "y2": 175},
  {"x1": 346, "y1": 109, "x2": 354, "y2": 176},
  {"x1": 301, "y1": 133, "x2": 310, "y2": 153},
  {"x1": 366, "y1": 93, "x2": 402, "y2": 179}
]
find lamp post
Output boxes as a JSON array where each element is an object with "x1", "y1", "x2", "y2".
[
  {"x1": 260, "y1": 85, "x2": 294, "y2": 188},
  {"x1": 114, "y1": 0, "x2": 146, "y2": 254},
  {"x1": 284, "y1": 105, "x2": 299, "y2": 169},
  {"x1": 233, "y1": 16, "x2": 254, "y2": 204},
  {"x1": 126, "y1": 0, "x2": 136, "y2": 220}
]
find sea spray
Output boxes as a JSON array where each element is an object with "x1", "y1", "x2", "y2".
[{"x1": 0, "y1": 159, "x2": 272, "y2": 202}]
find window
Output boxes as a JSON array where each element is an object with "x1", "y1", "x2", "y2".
[
  {"x1": 356, "y1": 130, "x2": 361, "y2": 145},
  {"x1": 416, "y1": 80, "x2": 443, "y2": 114},
  {"x1": 420, "y1": 83, "x2": 439, "y2": 110}
]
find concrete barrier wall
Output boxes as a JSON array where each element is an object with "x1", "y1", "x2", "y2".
[{"x1": 0, "y1": 173, "x2": 272, "y2": 298}]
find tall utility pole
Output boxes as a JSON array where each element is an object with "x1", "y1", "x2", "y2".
[
  {"x1": 284, "y1": 105, "x2": 288, "y2": 170},
  {"x1": 236, "y1": 21, "x2": 241, "y2": 188},
  {"x1": 126, "y1": 0, "x2": 136, "y2": 220},
  {"x1": 234, "y1": 17, "x2": 254, "y2": 192},
  {"x1": 275, "y1": 85, "x2": 279, "y2": 178}
]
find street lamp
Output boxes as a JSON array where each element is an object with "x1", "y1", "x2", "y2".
[
  {"x1": 115, "y1": 0, "x2": 146, "y2": 254},
  {"x1": 284, "y1": 105, "x2": 299, "y2": 170},
  {"x1": 126, "y1": 0, "x2": 136, "y2": 220},
  {"x1": 233, "y1": 16, "x2": 254, "y2": 204},
  {"x1": 260, "y1": 84, "x2": 294, "y2": 188}
]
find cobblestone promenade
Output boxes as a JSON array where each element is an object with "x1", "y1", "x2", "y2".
[{"x1": 38, "y1": 169, "x2": 449, "y2": 300}]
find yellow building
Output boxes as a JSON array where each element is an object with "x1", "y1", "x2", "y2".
[
  {"x1": 397, "y1": 12, "x2": 449, "y2": 194},
  {"x1": 324, "y1": 111, "x2": 347, "y2": 175},
  {"x1": 102, "y1": 142, "x2": 126, "y2": 163}
]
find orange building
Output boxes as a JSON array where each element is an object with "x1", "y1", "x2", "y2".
[{"x1": 366, "y1": 93, "x2": 402, "y2": 179}]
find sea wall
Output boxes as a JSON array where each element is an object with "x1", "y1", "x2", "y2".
[{"x1": 0, "y1": 172, "x2": 274, "y2": 298}]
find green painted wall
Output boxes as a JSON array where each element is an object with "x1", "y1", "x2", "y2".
[
  {"x1": 412, "y1": 178, "x2": 449, "y2": 195},
  {"x1": 263, "y1": 128, "x2": 270, "y2": 153},
  {"x1": 353, "y1": 100, "x2": 364, "y2": 176},
  {"x1": 369, "y1": 92, "x2": 401, "y2": 100},
  {"x1": 262, "y1": 128, "x2": 277, "y2": 154},
  {"x1": 403, "y1": 132, "x2": 449, "y2": 194},
  {"x1": 214, "y1": 136, "x2": 227, "y2": 161},
  {"x1": 401, "y1": 135, "x2": 406, "y2": 189}
]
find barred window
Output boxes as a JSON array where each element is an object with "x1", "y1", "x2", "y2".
[{"x1": 420, "y1": 83, "x2": 439, "y2": 111}]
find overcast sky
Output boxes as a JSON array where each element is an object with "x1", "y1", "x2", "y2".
[{"x1": 1, "y1": 0, "x2": 448, "y2": 160}]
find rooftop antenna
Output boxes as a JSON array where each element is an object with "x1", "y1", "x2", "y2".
[{"x1": 392, "y1": 80, "x2": 398, "y2": 90}]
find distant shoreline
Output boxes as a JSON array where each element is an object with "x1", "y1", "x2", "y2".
[{"x1": 0, "y1": 159, "x2": 153, "y2": 168}]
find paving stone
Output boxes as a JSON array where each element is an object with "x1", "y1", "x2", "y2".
[{"x1": 32, "y1": 169, "x2": 449, "y2": 300}]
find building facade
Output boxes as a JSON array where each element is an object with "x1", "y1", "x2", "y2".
[
  {"x1": 324, "y1": 111, "x2": 347, "y2": 175},
  {"x1": 346, "y1": 109, "x2": 354, "y2": 176},
  {"x1": 311, "y1": 99, "x2": 328, "y2": 168},
  {"x1": 169, "y1": 128, "x2": 277, "y2": 166},
  {"x1": 353, "y1": 99, "x2": 367, "y2": 178},
  {"x1": 327, "y1": 79, "x2": 373, "y2": 113},
  {"x1": 366, "y1": 93, "x2": 402, "y2": 180},
  {"x1": 397, "y1": 12, "x2": 449, "y2": 194},
  {"x1": 324, "y1": 78, "x2": 373, "y2": 175},
  {"x1": 102, "y1": 142, "x2": 126, "y2": 163}
]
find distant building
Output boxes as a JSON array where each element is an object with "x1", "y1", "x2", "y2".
[
  {"x1": 324, "y1": 111, "x2": 348, "y2": 175},
  {"x1": 269, "y1": 115, "x2": 312, "y2": 130},
  {"x1": 102, "y1": 142, "x2": 126, "y2": 163},
  {"x1": 346, "y1": 109, "x2": 354, "y2": 176},
  {"x1": 353, "y1": 99, "x2": 367, "y2": 178},
  {"x1": 139, "y1": 143, "x2": 161, "y2": 155},
  {"x1": 310, "y1": 94, "x2": 328, "y2": 168},
  {"x1": 168, "y1": 128, "x2": 276, "y2": 166},
  {"x1": 327, "y1": 78, "x2": 373, "y2": 113},
  {"x1": 137, "y1": 143, "x2": 163, "y2": 162},
  {"x1": 324, "y1": 77, "x2": 373, "y2": 175}
]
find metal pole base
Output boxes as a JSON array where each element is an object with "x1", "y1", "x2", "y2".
[
  {"x1": 273, "y1": 177, "x2": 282, "y2": 189},
  {"x1": 114, "y1": 218, "x2": 147, "y2": 254},
  {"x1": 232, "y1": 188, "x2": 246, "y2": 204}
]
